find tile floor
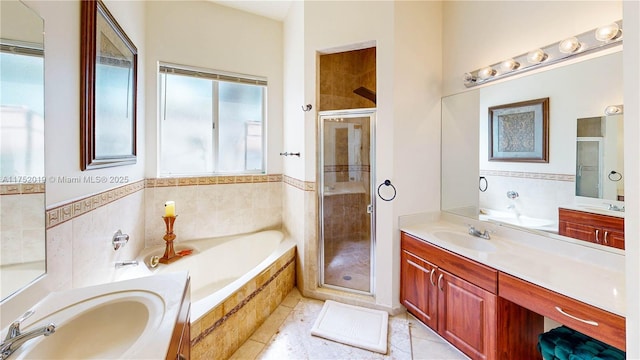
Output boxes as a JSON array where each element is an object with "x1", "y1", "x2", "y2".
[{"x1": 229, "y1": 288, "x2": 469, "y2": 360}]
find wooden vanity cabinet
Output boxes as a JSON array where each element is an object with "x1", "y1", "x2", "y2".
[
  {"x1": 558, "y1": 208, "x2": 624, "y2": 250},
  {"x1": 499, "y1": 272, "x2": 625, "y2": 351},
  {"x1": 167, "y1": 278, "x2": 191, "y2": 360},
  {"x1": 401, "y1": 232, "x2": 541, "y2": 360}
]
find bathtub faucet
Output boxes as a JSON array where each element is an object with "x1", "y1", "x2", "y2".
[
  {"x1": 1, "y1": 310, "x2": 55, "y2": 359},
  {"x1": 115, "y1": 260, "x2": 139, "y2": 268}
]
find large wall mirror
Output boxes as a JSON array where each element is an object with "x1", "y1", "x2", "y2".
[
  {"x1": 0, "y1": 0, "x2": 46, "y2": 300},
  {"x1": 442, "y1": 50, "x2": 623, "y2": 248}
]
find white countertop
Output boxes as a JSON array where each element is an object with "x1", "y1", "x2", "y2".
[
  {"x1": 3, "y1": 271, "x2": 189, "y2": 359},
  {"x1": 401, "y1": 218, "x2": 626, "y2": 317},
  {"x1": 560, "y1": 204, "x2": 625, "y2": 218}
]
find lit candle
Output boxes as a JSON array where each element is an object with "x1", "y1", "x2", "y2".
[{"x1": 164, "y1": 201, "x2": 176, "y2": 217}]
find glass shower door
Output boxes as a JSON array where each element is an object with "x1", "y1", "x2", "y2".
[
  {"x1": 576, "y1": 138, "x2": 603, "y2": 198},
  {"x1": 319, "y1": 109, "x2": 375, "y2": 294}
]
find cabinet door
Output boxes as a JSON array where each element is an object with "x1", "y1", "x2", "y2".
[
  {"x1": 602, "y1": 228, "x2": 624, "y2": 250},
  {"x1": 559, "y1": 221, "x2": 599, "y2": 244},
  {"x1": 438, "y1": 269, "x2": 497, "y2": 360},
  {"x1": 401, "y1": 249, "x2": 438, "y2": 329}
]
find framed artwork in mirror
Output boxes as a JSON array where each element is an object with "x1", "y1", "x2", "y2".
[
  {"x1": 81, "y1": 0, "x2": 137, "y2": 170},
  {"x1": 488, "y1": 97, "x2": 549, "y2": 163}
]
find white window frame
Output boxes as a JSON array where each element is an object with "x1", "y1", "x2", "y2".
[{"x1": 158, "y1": 62, "x2": 267, "y2": 177}]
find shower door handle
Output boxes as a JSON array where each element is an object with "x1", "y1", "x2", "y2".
[{"x1": 367, "y1": 204, "x2": 373, "y2": 214}]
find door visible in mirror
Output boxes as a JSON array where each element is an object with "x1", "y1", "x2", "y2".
[
  {"x1": 576, "y1": 115, "x2": 624, "y2": 202},
  {"x1": 0, "y1": 0, "x2": 45, "y2": 300}
]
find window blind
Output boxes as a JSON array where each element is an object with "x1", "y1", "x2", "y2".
[{"x1": 159, "y1": 63, "x2": 267, "y2": 86}]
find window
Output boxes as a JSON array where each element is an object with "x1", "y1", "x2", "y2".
[
  {"x1": 159, "y1": 63, "x2": 266, "y2": 176},
  {"x1": 0, "y1": 42, "x2": 44, "y2": 178}
]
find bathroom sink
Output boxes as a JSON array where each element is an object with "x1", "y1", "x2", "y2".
[
  {"x1": 431, "y1": 231, "x2": 497, "y2": 252},
  {"x1": 8, "y1": 281, "x2": 174, "y2": 360}
]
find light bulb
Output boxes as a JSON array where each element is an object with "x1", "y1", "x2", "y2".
[
  {"x1": 559, "y1": 37, "x2": 581, "y2": 54},
  {"x1": 604, "y1": 105, "x2": 623, "y2": 116},
  {"x1": 477, "y1": 67, "x2": 496, "y2": 80},
  {"x1": 527, "y1": 49, "x2": 547, "y2": 64},
  {"x1": 500, "y1": 59, "x2": 520, "y2": 72},
  {"x1": 595, "y1": 23, "x2": 621, "y2": 42},
  {"x1": 463, "y1": 72, "x2": 476, "y2": 84}
]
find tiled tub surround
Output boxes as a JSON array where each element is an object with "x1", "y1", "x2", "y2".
[
  {"x1": 18, "y1": 174, "x2": 283, "y2": 297},
  {"x1": 190, "y1": 246, "x2": 296, "y2": 360},
  {"x1": 1, "y1": 184, "x2": 45, "y2": 265},
  {"x1": 145, "y1": 175, "x2": 283, "y2": 247}
]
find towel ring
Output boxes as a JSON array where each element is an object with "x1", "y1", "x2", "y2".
[
  {"x1": 608, "y1": 171, "x2": 622, "y2": 182},
  {"x1": 479, "y1": 176, "x2": 488, "y2": 192},
  {"x1": 377, "y1": 179, "x2": 396, "y2": 201}
]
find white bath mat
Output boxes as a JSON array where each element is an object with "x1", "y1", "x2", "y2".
[{"x1": 310, "y1": 300, "x2": 388, "y2": 354}]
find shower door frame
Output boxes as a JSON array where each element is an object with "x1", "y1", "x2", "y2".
[{"x1": 317, "y1": 108, "x2": 376, "y2": 296}]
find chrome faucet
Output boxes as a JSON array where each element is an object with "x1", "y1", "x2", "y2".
[
  {"x1": 606, "y1": 203, "x2": 625, "y2": 212},
  {"x1": 468, "y1": 225, "x2": 491, "y2": 240},
  {"x1": 115, "y1": 260, "x2": 139, "y2": 268},
  {"x1": 1, "y1": 311, "x2": 55, "y2": 359}
]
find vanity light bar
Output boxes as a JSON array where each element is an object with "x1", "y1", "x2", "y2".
[{"x1": 463, "y1": 20, "x2": 623, "y2": 88}]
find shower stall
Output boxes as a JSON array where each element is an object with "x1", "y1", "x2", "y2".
[{"x1": 318, "y1": 109, "x2": 375, "y2": 294}]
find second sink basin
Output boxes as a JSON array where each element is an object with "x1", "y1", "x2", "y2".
[{"x1": 431, "y1": 230, "x2": 497, "y2": 252}]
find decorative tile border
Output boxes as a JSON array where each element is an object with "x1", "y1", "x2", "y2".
[
  {"x1": 283, "y1": 175, "x2": 316, "y2": 192},
  {"x1": 45, "y1": 180, "x2": 145, "y2": 229},
  {"x1": 324, "y1": 165, "x2": 370, "y2": 173},
  {"x1": 146, "y1": 174, "x2": 282, "y2": 187},
  {"x1": 191, "y1": 254, "x2": 296, "y2": 347},
  {"x1": 0, "y1": 183, "x2": 45, "y2": 195},
  {"x1": 480, "y1": 170, "x2": 575, "y2": 182},
  {"x1": 44, "y1": 174, "x2": 288, "y2": 229}
]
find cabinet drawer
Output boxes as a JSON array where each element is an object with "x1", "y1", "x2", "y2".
[
  {"x1": 498, "y1": 273, "x2": 625, "y2": 351},
  {"x1": 401, "y1": 232, "x2": 497, "y2": 294}
]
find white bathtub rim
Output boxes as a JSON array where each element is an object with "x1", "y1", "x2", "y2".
[
  {"x1": 115, "y1": 230, "x2": 294, "y2": 323},
  {"x1": 190, "y1": 237, "x2": 295, "y2": 322}
]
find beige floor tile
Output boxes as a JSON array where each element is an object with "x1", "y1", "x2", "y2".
[
  {"x1": 250, "y1": 304, "x2": 294, "y2": 343},
  {"x1": 280, "y1": 287, "x2": 302, "y2": 308},
  {"x1": 229, "y1": 339, "x2": 265, "y2": 360},
  {"x1": 244, "y1": 287, "x2": 469, "y2": 360}
]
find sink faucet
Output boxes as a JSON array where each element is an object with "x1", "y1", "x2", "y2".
[
  {"x1": 606, "y1": 203, "x2": 625, "y2": 212},
  {"x1": 468, "y1": 225, "x2": 491, "y2": 240},
  {"x1": 1, "y1": 311, "x2": 55, "y2": 359}
]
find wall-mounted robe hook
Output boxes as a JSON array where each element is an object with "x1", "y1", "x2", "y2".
[
  {"x1": 280, "y1": 152, "x2": 301, "y2": 157},
  {"x1": 301, "y1": 104, "x2": 312, "y2": 112}
]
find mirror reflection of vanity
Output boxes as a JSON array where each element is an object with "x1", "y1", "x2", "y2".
[
  {"x1": 442, "y1": 50, "x2": 624, "y2": 250},
  {"x1": 0, "y1": 0, "x2": 46, "y2": 299}
]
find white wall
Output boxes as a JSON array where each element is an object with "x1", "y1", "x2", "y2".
[
  {"x1": 144, "y1": 1, "x2": 283, "y2": 178},
  {"x1": 282, "y1": 0, "x2": 305, "y2": 181},
  {"x1": 623, "y1": 0, "x2": 640, "y2": 357},
  {"x1": 390, "y1": 0, "x2": 443, "y2": 308},
  {"x1": 27, "y1": 0, "x2": 146, "y2": 206}
]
